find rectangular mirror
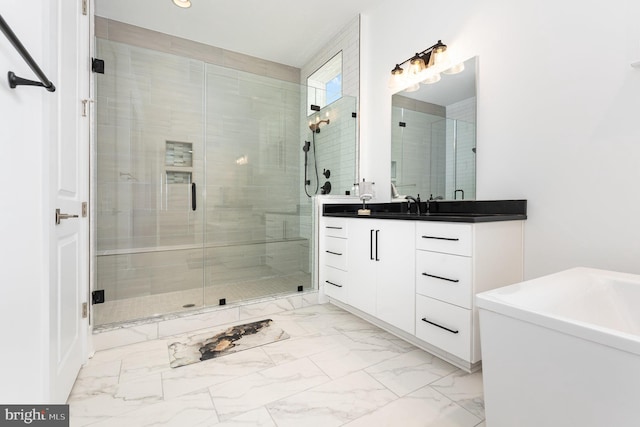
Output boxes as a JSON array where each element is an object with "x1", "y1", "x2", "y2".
[{"x1": 391, "y1": 56, "x2": 477, "y2": 201}]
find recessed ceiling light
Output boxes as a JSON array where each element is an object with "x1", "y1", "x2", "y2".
[{"x1": 173, "y1": 0, "x2": 191, "y2": 8}]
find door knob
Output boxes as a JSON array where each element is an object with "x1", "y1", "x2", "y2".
[{"x1": 55, "y1": 208, "x2": 79, "y2": 225}]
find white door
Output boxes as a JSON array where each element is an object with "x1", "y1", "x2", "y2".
[{"x1": 49, "y1": 0, "x2": 90, "y2": 403}]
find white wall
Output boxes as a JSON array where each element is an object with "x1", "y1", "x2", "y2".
[
  {"x1": 361, "y1": 0, "x2": 640, "y2": 278},
  {"x1": 0, "y1": 1, "x2": 49, "y2": 401}
]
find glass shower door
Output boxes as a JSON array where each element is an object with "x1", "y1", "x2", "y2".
[{"x1": 94, "y1": 39, "x2": 206, "y2": 325}]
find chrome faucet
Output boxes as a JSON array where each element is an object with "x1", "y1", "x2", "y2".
[{"x1": 406, "y1": 195, "x2": 421, "y2": 215}]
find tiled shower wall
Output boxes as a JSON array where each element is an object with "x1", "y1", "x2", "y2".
[
  {"x1": 298, "y1": 16, "x2": 361, "y2": 276},
  {"x1": 94, "y1": 18, "x2": 351, "y2": 323}
]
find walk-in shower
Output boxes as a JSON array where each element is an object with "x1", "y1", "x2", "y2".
[{"x1": 93, "y1": 31, "x2": 356, "y2": 326}]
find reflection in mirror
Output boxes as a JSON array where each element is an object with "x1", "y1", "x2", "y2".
[
  {"x1": 391, "y1": 56, "x2": 476, "y2": 201},
  {"x1": 307, "y1": 52, "x2": 343, "y2": 116}
]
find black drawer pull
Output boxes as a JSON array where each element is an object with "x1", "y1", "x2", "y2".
[
  {"x1": 422, "y1": 235, "x2": 459, "y2": 241},
  {"x1": 422, "y1": 273, "x2": 459, "y2": 283},
  {"x1": 421, "y1": 317, "x2": 459, "y2": 334},
  {"x1": 325, "y1": 280, "x2": 343, "y2": 288},
  {"x1": 326, "y1": 250, "x2": 343, "y2": 256},
  {"x1": 326, "y1": 226, "x2": 343, "y2": 230}
]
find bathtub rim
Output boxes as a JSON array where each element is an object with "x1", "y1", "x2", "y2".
[{"x1": 476, "y1": 267, "x2": 640, "y2": 357}]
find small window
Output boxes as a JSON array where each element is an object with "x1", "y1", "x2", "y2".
[{"x1": 307, "y1": 52, "x2": 343, "y2": 116}]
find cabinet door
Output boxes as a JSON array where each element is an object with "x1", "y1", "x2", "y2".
[
  {"x1": 347, "y1": 218, "x2": 377, "y2": 315},
  {"x1": 376, "y1": 220, "x2": 416, "y2": 334}
]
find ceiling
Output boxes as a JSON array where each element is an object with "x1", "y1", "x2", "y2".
[{"x1": 95, "y1": 0, "x2": 386, "y2": 69}]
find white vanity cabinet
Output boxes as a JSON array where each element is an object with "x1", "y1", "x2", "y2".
[
  {"x1": 346, "y1": 218, "x2": 415, "y2": 333},
  {"x1": 319, "y1": 211, "x2": 524, "y2": 372},
  {"x1": 414, "y1": 221, "x2": 524, "y2": 366},
  {"x1": 319, "y1": 217, "x2": 349, "y2": 302}
]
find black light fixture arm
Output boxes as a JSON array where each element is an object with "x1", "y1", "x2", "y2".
[
  {"x1": 391, "y1": 40, "x2": 446, "y2": 71},
  {"x1": 0, "y1": 14, "x2": 56, "y2": 92}
]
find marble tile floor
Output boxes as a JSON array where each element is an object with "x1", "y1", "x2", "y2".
[
  {"x1": 94, "y1": 271, "x2": 311, "y2": 326},
  {"x1": 71, "y1": 303, "x2": 486, "y2": 427}
]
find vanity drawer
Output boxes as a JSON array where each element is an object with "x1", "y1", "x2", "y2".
[
  {"x1": 416, "y1": 250, "x2": 473, "y2": 309},
  {"x1": 415, "y1": 222, "x2": 472, "y2": 256},
  {"x1": 323, "y1": 266, "x2": 347, "y2": 302},
  {"x1": 324, "y1": 236, "x2": 347, "y2": 271},
  {"x1": 323, "y1": 217, "x2": 348, "y2": 238},
  {"x1": 415, "y1": 294, "x2": 471, "y2": 361}
]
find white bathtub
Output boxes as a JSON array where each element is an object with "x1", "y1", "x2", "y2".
[{"x1": 476, "y1": 267, "x2": 640, "y2": 427}]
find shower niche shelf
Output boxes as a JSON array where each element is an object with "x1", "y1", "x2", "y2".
[
  {"x1": 165, "y1": 141, "x2": 193, "y2": 167},
  {"x1": 166, "y1": 170, "x2": 192, "y2": 184},
  {"x1": 165, "y1": 140, "x2": 193, "y2": 184}
]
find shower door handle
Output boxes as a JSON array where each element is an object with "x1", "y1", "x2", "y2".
[{"x1": 191, "y1": 182, "x2": 196, "y2": 211}]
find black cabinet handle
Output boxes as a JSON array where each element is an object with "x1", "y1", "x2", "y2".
[
  {"x1": 421, "y1": 317, "x2": 459, "y2": 334},
  {"x1": 326, "y1": 226, "x2": 343, "y2": 230},
  {"x1": 370, "y1": 229, "x2": 374, "y2": 260},
  {"x1": 326, "y1": 250, "x2": 342, "y2": 256},
  {"x1": 375, "y1": 229, "x2": 380, "y2": 261},
  {"x1": 421, "y1": 273, "x2": 459, "y2": 283},
  {"x1": 422, "y1": 235, "x2": 459, "y2": 241},
  {"x1": 325, "y1": 280, "x2": 342, "y2": 288},
  {"x1": 191, "y1": 182, "x2": 196, "y2": 211}
]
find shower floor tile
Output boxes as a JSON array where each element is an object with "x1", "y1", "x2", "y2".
[{"x1": 70, "y1": 303, "x2": 485, "y2": 427}]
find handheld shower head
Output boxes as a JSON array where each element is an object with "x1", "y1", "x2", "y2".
[{"x1": 309, "y1": 119, "x2": 330, "y2": 133}]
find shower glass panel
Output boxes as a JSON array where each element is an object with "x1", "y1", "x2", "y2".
[
  {"x1": 202, "y1": 64, "x2": 306, "y2": 305},
  {"x1": 94, "y1": 39, "x2": 206, "y2": 326},
  {"x1": 93, "y1": 37, "x2": 356, "y2": 327}
]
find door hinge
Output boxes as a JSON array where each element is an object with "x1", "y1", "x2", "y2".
[
  {"x1": 82, "y1": 202, "x2": 88, "y2": 218},
  {"x1": 82, "y1": 302, "x2": 88, "y2": 318},
  {"x1": 81, "y1": 99, "x2": 94, "y2": 117},
  {"x1": 92, "y1": 58, "x2": 105, "y2": 74},
  {"x1": 82, "y1": 0, "x2": 87, "y2": 15}
]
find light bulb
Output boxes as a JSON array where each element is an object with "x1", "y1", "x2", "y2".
[
  {"x1": 421, "y1": 73, "x2": 441, "y2": 84},
  {"x1": 443, "y1": 62, "x2": 465, "y2": 75},
  {"x1": 404, "y1": 83, "x2": 420, "y2": 93},
  {"x1": 429, "y1": 49, "x2": 451, "y2": 70},
  {"x1": 388, "y1": 64, "x2": 406, "y2": 90},
  {"x1": 408, "y1": 54, "x2": 426, "y2": 76},
  {"x1": 173, "y1": 0, "x2": 191, "y2": 8}
]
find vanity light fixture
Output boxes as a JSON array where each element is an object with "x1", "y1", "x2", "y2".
[
  {"x1": 388, "y1": 40, "x2": 463, "y2": 91},
  {"x1": 173, "y1": 0, "x2": 192, "y2": 8}
]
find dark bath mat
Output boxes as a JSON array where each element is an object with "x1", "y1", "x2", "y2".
[{"x1": 168, "y1": 319, "x2": 289, "y2": 368}]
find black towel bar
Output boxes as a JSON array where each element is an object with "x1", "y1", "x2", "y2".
[{"x1": 0, "y1": 14, "x2": 56, "y2": 92}]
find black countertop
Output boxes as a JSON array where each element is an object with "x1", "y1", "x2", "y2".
[{"x1": 323, "y1": 200, "x2": 527, "y2": 223}]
